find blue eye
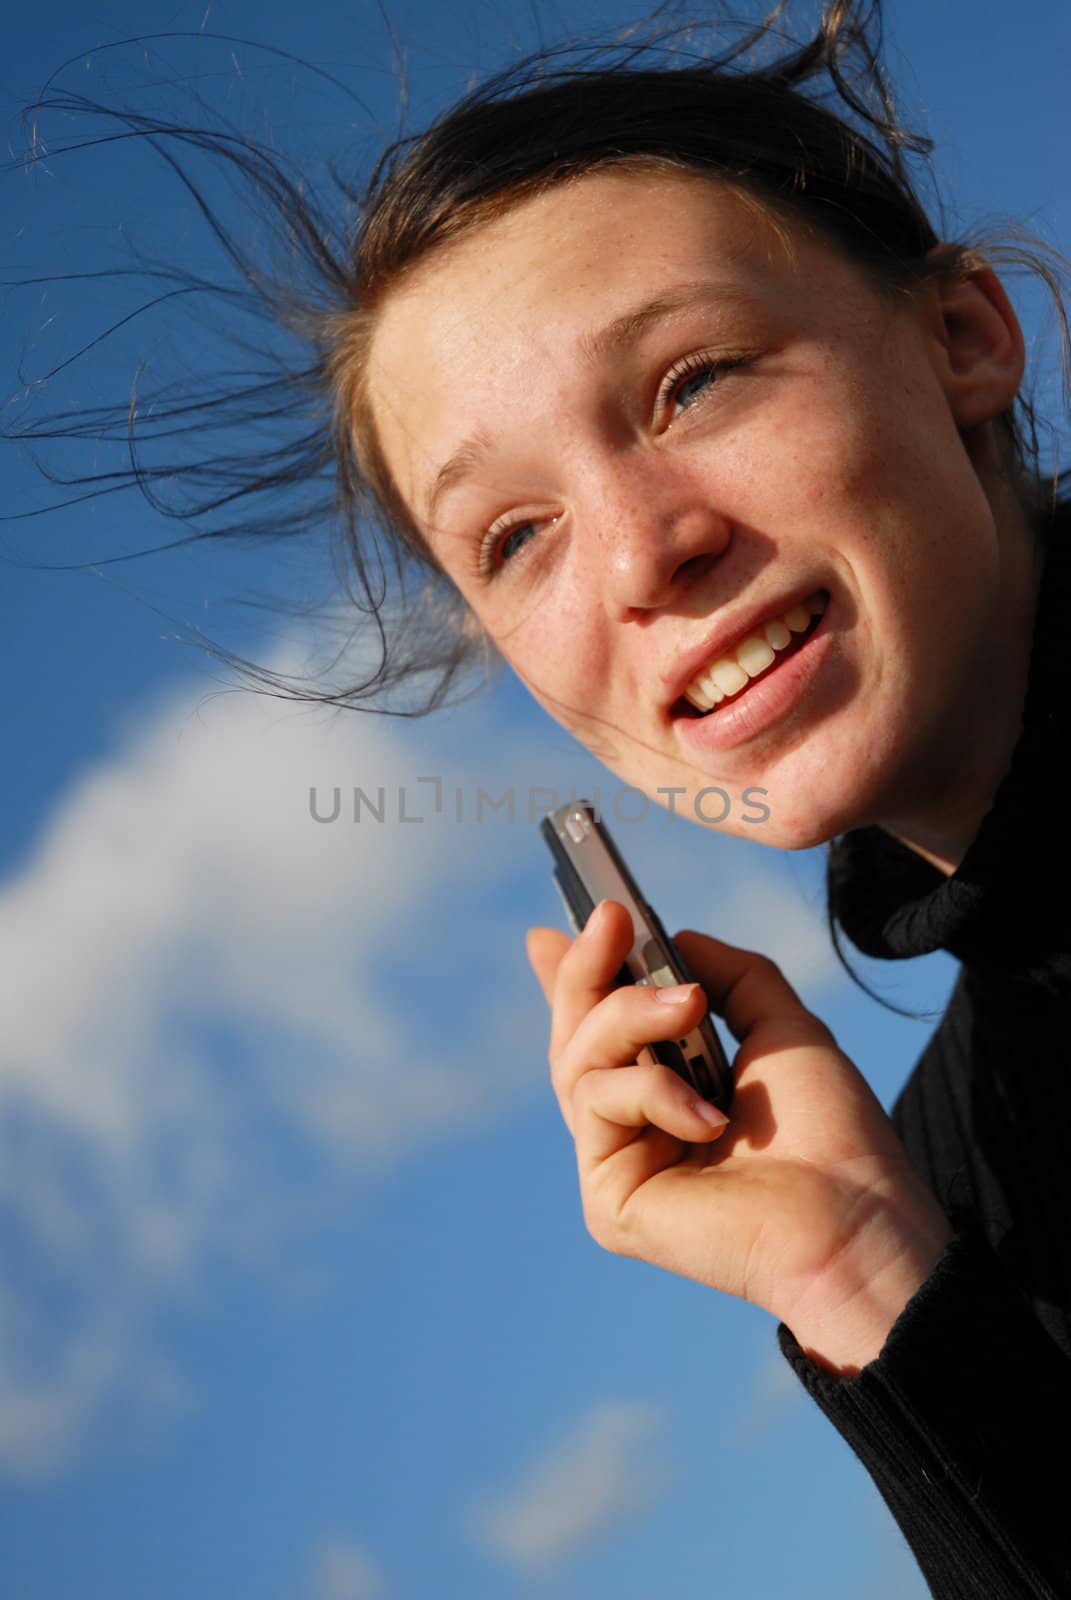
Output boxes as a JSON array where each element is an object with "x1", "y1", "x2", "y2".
[
  {"x1": 500, "y1": 523, "x2": 536, "y2": 563},
  {"x1": 478, "y1": 513, "x2": 559, "y2": 579},
  {"x1": 660, "y1": 352, "x2": 751, "y2": 421},
  {"x1": 675, "y1": 366, "x2": 718, "y2": 410}
]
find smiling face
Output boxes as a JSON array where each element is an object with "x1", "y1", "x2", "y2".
[{"x1": 365, "y1": 166, "x2": 1037, "y2": 855}]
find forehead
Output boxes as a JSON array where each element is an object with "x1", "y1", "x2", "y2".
[
  {"x1": 365, "y1": 168, "x2": 848, "y2": 515},
  {"x1": 374, "y1": 165, "x2": 800, "y2": 330}
]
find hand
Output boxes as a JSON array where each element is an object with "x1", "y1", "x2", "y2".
[{"x1": 527, "y1": 901, "x2": 954, "y2": 1374}]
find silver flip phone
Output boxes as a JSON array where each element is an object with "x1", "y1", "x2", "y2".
[{"x1": 540, "y1": 800, "x2": 734, "y2": 1113}]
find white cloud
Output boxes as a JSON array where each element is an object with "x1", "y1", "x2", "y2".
[
  {"x1": 308, "y1": 1535, "x2": 390, "y2": 1600},
  {"x1": 466, "y1": 1398, "x2": 671, "y2": 1575},
  {"x1": 0, "y1": 649, "x2": 546, "y2": 1477}
]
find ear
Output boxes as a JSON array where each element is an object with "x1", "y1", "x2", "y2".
[{"x1": 921, "y1": 250, "x2": 1026, "y2": 430}]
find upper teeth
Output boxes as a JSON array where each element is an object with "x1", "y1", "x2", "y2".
[{"x1": 682, "y1": 592, "x2": 827, "y2": 712}]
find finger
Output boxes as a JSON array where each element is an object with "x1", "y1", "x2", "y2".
[
  {"x1": 526, "y1": 926, "x2": 571, "y2": 1006},
  {"x1": 673, "y1": 931, "x2": 833, "y2": 1047},
  {"x1": 573, "y1": 1058, "x2": 729, "y2": 1173},
  {"x1": 553, "y1": 977, "x2": 708, "y2": 1131},
  {"x1": 543, "y1": 899, "x2": 637, "y2": 1061}
]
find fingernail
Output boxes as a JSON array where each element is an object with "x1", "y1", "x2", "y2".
[
  {"x1": 693, "y1": 1099, "x2": 729, "y2": 1129},
  {"x1": 654, "y1": 982, "x2": 700, "y2": 1005},
  {"x1": 584, "y1": 901, "x2": 608, "y2": 937}
]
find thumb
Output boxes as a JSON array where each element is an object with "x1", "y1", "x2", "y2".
[
  {"x1": 673, "y1": 929, "x2": 827, "y2": 1047},
  {"x1": 526, "y1": 925, "x2": 571, "y2": 1006}
]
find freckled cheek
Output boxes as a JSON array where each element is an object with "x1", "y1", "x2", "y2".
[
  {"x1": 502, "y1": 597, "x2": 610, "y2": 704},
  {"x1": 753, "y1": 388, "x2": 875, "y2": 515},
  {"x1": 820, "y1": 393, "x2": 893, "y2": 482}
]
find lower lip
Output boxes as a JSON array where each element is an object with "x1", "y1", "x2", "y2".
[{"x1": 673, "y1": 601, "x2": 835, "y2": 756}]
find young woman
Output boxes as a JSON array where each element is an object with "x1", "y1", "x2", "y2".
[{"x1": 17, "y1": 2, "x2": 1071, "y2": 1593}]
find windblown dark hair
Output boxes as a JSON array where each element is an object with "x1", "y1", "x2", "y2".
[{"x1": 7, "y1": 0, "x2": 1071, "y2": 1006}]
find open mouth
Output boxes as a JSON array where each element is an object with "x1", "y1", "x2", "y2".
[{"x1": 671, "y1": 590, "x2": 829, "y2": 720}]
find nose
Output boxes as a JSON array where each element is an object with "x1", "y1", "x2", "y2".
[{"x1": 588, "y1": 465, "x2": 733, "y2": 618}]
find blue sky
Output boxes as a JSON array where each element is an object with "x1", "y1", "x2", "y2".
[{"x1": 2, "y1": 2, "x2": 1069, "y2": 1596}]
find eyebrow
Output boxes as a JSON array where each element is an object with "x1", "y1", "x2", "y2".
[{"x1": 423, "y1": 279, "x2": 759, "y2": 525}]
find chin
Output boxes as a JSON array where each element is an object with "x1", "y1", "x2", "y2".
[
  {"x1": 735, "y1": 771, "x2": 879, "y2": 852},
  {"x1": 729, "y1": 814, "x2": 843, "y2": 854}
]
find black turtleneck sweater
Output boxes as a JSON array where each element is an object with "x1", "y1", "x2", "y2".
[{"x1": 777, "y1": 532, "x2": 1071, "y2": 1599}]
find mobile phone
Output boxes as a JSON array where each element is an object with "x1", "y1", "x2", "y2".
[{"x1": 539, "y1": 800, "x2": 734, "y2": 1113}]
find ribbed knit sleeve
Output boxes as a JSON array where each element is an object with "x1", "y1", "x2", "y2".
[{"x1": 777, "y1": 1230, "x2": 1071, "y2": 1599}]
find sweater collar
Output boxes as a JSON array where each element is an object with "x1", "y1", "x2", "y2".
[{"x1": 827, "y1": 527, "x2": 1068, "y2": 983}]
